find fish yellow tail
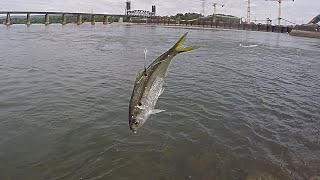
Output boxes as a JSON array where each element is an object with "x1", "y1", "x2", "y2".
[{"x1": 174, "y1": 32, "x2": 198, "y2": 54}]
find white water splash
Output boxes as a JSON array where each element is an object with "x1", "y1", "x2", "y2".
[{"x1": 239, "y1": 43, "x2": 258, "y2": 48}]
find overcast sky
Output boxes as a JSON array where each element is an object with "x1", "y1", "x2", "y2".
[{"x1": 0, "y1": 0, "x2": 319, "y2": 24}]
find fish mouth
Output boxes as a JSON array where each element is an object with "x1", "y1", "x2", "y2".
[
  {"x1": 129, "y1": 126, "x2": 137, "y2": 133},
  {"x1": 131, "y1": 128, "x2": 137, "y2": 133}
]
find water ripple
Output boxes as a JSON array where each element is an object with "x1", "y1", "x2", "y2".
[{"x1": 0, "y1": 25, "x2": 319, "y2": 179}]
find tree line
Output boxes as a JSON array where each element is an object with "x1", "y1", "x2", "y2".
[{"x1": 168, "y1": 13, "x2": 241, "y2": 24}]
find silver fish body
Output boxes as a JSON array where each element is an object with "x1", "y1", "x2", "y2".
[{"x1": 128, "y1": 32, "x2": 197, "y2": 133}]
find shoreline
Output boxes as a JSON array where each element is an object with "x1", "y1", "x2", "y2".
[
  {"x1": 289, "y1": 29, "x2": 320, "y2": 39},
  {"x1": 2, "y1": 22, "x2": 300, "y2": 37}
]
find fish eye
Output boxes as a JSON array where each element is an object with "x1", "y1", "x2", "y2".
[
  {"x1": 134, "y1": 121, "x2": 139, "y2": 125},
  {"x1": 138, "y1": 102, "x2": 142, "y2": 106}
]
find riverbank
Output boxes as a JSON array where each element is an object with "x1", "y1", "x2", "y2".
[{"x1": 289, "y1": 29, "x2": 320, "y2": 39}]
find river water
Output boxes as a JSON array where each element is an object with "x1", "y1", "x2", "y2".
[{"x1": 0, "y1": 24, "x2": 319, "y2": 180}]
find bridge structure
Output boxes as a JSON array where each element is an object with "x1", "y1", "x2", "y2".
[
  {"x1": 307, "y1": 14, "x2": 320, "y2": 25},
  {"x1": 126, "y1": 10, "x2": 155, "y2": 18},
  {"x1": 0, "y1": 10, "x2": 155, "y2": 26}
]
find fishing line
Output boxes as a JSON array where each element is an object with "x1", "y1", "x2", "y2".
[
  {"x1": 144, "y1": 49, "x2": 148, "y2": 74},
  {"x1": 143, "y1": 0, "x2": 149, "y2": 74}
]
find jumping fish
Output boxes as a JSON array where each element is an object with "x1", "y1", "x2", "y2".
[{"x1": 128, "y1": 32, "x2": 197, "y2": 133}]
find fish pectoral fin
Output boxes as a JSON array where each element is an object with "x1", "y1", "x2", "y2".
[
  {"x1": 151, "y1": 109, "x2": 165, "y2": 114},
  {"x1": 135, "y1": 70, "x2": 143, "y2": 82}
]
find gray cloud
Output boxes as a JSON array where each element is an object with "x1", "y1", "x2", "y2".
[{"x1": 0, "y1": 0, "x2": 319, "y2": 24}]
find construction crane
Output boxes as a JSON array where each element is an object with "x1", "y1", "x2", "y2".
[
  {"x1": 265, "y1": 0, "x2": 294, "y2": 25},
  {"x1": 212, "y1": 2, "x2": 225, "y2": 22}
]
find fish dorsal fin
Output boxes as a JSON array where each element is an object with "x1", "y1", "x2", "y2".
[{"x1": 135, "y1": 69, "x2": 143, "y2": 82}]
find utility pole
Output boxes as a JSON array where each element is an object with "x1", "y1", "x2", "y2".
[
  {"x1": 213, "y1": 3, "x2": 217, "y2": 17},
  {"x1": 212, "y1": 2, "x2": 224, "y2": 22},
  {"x1": 201, "y1": 0, "x2": 206, "y2": 16},
  {"x1": 247, "y1": 0, "x2": 251, "y2": 23},
  {"x1": 265, "y1": 0, "x2": 294, "y2": 25},
  {"x1": 278, "y1": 0, "x2": 282, "y2": 25}
]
